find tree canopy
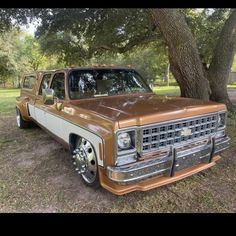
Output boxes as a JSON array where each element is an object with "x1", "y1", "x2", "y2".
[
  {"x1": 35, "y1": 9, "x2": 161, "y2": 64},
  {"x1": 0, "y1": 28, "x2": 65, "y2": 87},
  {"x1": 33, "y1": 8, "x2": 233, "y2": 68},
  {"x1": 1, "y1": 8, "x2": 236, "y2": 110}
]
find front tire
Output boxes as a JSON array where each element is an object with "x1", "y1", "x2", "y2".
[
  {"x1": 16, "y1": 108, "x2": 30, "y2": 129},
  {"x1": 72, "y1": 137, "x2": 100, "y2": 188}
]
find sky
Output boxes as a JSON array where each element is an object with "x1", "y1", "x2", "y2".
[{"x1": 20, "y1": 21, "x2": 38, "y2": 36}]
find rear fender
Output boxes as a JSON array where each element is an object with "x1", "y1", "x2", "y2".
[{"x1": 16, "y1": 97, "x2": 31, "y2": 121}]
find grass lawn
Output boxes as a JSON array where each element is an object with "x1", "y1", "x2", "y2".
[
  {"x1": 227, "y1": 84, "x2": 236, "y2": 89},
  {"x1": 0, "y1": 88, "x2": 236, "y2": 212},
  {"x1": 0, "y1": 88, "x2": 20, "y2": 114},
  {"x1": 153, "y1": 85, "x2": 236, "y2": 96},
  {"x1": 0, "y1": 85, "x2": 235, "y2": 114},
  {"x1": 153, "y1": 86, "x2": 180, "y2": 96},
  {"x1": 0, "y1": 86, "x2": 181, "y2": 114},
  {"x1": 0, "y1": 87, "x2": 180, "y2": 116}
]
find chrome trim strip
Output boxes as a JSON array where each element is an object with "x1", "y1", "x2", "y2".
[
  {"x1": 107, "y1": 156, "x2": 171, "y2": 183},
  {"x1": 28, "y1": 104, "x2": 105, "y2": 167},
  {"x1": 107, "y1": 166, "x2": 169, "y2": 183},
  {"x1": 215, "y1": 137, "x2": 230, "y2": 153}
]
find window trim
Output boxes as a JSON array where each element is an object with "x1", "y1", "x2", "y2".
[
  {"x1": 22, "y1": 74, "x2": 36, "y2": 90},
  {"x1": 67, "y1": 68, "x2": 152, "y2": 100},
  {"x1": 38, "y1": 73, "x2": 52, "y2": 96},
  {"x1": 50, "y1": 72, "x2": 66, "y2": 100}
]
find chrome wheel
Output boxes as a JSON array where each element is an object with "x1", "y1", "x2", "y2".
[
  {"x1": 73, "y1": 138, "x2": 97, "y2": 184},
  {"x1": 16, "y1": 109, "x2": 21, "y2": 127}
]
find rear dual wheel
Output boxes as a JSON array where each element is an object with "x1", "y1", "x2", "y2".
[{"x1": 16, "y1": 108, "x2": 30, "y2": 129}]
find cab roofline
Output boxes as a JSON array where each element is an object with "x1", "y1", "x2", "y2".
[
  {"x1": 68, "y1": 66, "x2": 134, "y2": 71},
  {"x1": 25, "y1": 66, "x2": 135, "y2": 75}
]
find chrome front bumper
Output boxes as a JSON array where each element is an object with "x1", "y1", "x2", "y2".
[{"x1": 106, "y1": 136, "x2": 230, "y2": 184}]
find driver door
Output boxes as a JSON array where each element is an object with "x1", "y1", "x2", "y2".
[{"x1": 34, "y1": 73, "x2": 52, "y2": 127}]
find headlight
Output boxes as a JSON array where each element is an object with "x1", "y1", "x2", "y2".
[
  {"x1": 117, "y1": 132, "x2": 131, "y2": 149},
  {"x1": 116, "y1": 130, "x2": 136, "y2": 166},
  {"x1": 218, "y1": 112, "x2": 226, "y2": 129}
]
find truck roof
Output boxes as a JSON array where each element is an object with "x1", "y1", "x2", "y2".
[{"x1": 24, "y1": 66, "x2": 135, "y2": 76}]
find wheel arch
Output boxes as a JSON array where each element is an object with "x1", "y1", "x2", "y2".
[
  {"x1": 69, "y1": 132, "x2": 101, "y2": 187},
  {"x1": 68, "y1": 133, "x2": 103, "y2": 166},
  {"x1": 69, "y1": 133, "x2": 81, "y2": 154},
  {"x1": 16, "y1": 101, "x2": 31, "y2": 121}
]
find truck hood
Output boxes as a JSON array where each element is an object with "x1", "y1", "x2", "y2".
[{"x1": 70, "y1": 93, "x2": 226, "y2": 128}]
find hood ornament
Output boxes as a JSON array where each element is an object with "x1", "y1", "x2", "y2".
[{"x1": 180, "y1": 127, "x2": 192, "y2": 137}]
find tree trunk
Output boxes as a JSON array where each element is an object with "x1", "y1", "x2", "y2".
[
  {"x1": 17, "y1": 76, "x2": 21, "y2": 88},
  {"x1": 148, "y1": 9, "x2": 210, "y2": 100},
  {"x1": 166, "y1": 63, "x2": 170, "y2": 86},
  {"x1": 207, "y1": 10, "x2": 236, "y2": 111}
]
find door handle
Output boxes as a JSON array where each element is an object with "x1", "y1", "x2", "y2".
[
  {"x1": 40, "y1": 105, "x2": 47, "y2": 109},
  {"x1": 55, "y1": 102, "x2": 63, "y2": 111},
  {"x1": 24, "y1": 96, "x2": 29, "y2": 101}
]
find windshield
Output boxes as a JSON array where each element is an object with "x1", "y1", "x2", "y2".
[{"x1": 68, "y1": 69, "x2": 152, "y2": 99}]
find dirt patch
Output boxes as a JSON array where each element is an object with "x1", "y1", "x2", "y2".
[
  {"x1": 0, "y1": 113, "x2": 236, "y2": 212},
  {"x1": 0, "y1": 116, "x2": 116, "y2": 212}
]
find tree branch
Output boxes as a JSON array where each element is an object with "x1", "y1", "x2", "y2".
[{"x1": 89, "y1": 34, "x2": 159, "y2": 55}]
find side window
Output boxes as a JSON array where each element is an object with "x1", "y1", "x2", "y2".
[
  {"x1": 23, "y1": 75, "x2": 36, "y2": 89},
  {"x1": 50, "y1": 73, "x2": 65, "y2": 100},
  {"x1": 39, "y1": 74, "x2": 51, "y2": 95}
]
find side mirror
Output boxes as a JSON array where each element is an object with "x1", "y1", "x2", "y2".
[{"x1": 42, "y1": 88, "x2": 54, "y2": 105}]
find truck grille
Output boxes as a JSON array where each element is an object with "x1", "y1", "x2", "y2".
[{"x1": 141, "y1": 113, "x2": 218, "y2": 153}]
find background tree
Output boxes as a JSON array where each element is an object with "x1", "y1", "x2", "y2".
[
  {"x1": 148, "y1": 9, "x2": 211, "y2": 100},
  {"x1": 35, "y1": 9, "x2": 161, "y2": 64},
  {"x1": 0, "y1": 29, "x2": 24, "y2": 87},
  {"x1": 183, "y1": 9, "x2": 231, "y2": 68},
  {"x1": 22, "y1": 36, "x2": 46, "y2": 71},
  {"x1": 207, "y1": 10, "x2": 236, "y2": 109},
  {"x1": 33, "y1": 8, "x2": 236, "y2": 110},
  {"x1": 232, "y1": 55, "x2": 236, "y2": 71},
  {"x1": 87, "y1": 43, "x2": 169, "y2": 84},
  {"x1": 149, "y1": 8, "x2": 236, "y2": 110},
  {"x1": 0, "y1": 28, "x2": 65, "y2": 88},
  {"x1": 1, "y1": 8, "x2": 236, "y2": 110}
]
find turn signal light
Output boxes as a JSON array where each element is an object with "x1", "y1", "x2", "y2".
[{"x1": 99, "y1": 143, "x2": 103, "y2": 161}]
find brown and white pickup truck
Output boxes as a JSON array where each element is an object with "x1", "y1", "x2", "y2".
[{"x1": 16, "y1": 66, "x2": 230, "y2": 195}]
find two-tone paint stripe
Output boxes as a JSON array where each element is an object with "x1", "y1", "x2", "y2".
[{"x1": 27, "y1": 103, "x2": 104, "y2": 167}]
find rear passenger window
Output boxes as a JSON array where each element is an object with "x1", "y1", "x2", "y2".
[
  {"x1": 23, "y1": 75, "x2": 36, "y2": 89},
  {"x1": 39, "y1": 74, "x2": 51, "y2": 95},
  {"x1": 50, "y1": 73, "x2": 65, "y2": 100}
]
